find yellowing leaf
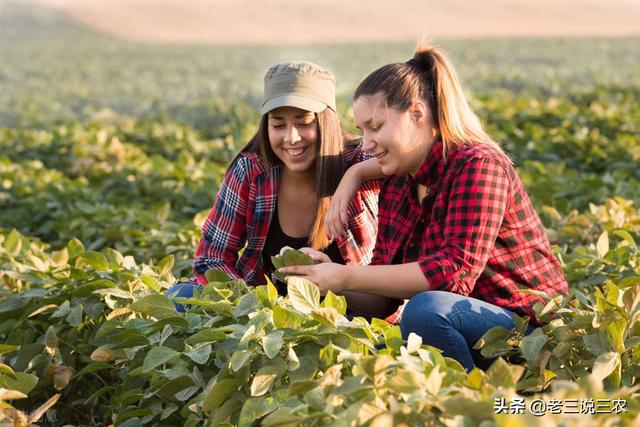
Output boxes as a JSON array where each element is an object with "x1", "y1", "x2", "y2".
[
  {"x1": 27, "y1": 304, "x2": 58, "y2": 318},
  {"x1": 0, "y1": 388, "x2": 27, "y2": 400},
  {"x1": 250, "y1": 367, "x2": 278, "y2": 397},
  {"x1": 287, "y1": 276, "x2": 320, "y2": 314},
  {"x1": 596, "y1": 231, "x2": 609, "y2": 258},
  {"x1": 591, "y1": 351, "x2": 620, "y2": 381}
]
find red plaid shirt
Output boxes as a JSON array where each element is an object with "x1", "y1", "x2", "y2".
[
  {"x1": 194, "y1": 142, "x2": 379, "y2": 286},
  {"x1": 374, "y1": 138, "x2": 568, "y2": 325}
]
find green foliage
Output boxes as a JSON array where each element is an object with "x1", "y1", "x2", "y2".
[{"x1": 271, "y1": 248, "x2": 314, "y2": 283}]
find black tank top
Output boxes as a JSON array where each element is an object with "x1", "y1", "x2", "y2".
[{"x1": 262, "y1": 210, "x2": 344, "y2": 295}]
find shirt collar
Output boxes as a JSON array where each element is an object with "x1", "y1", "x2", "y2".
[{"x1": 414, "y1": 136, "x2": 446, "y2": 188}]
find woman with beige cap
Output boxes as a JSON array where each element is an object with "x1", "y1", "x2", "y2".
[{"x1": 167, "y1": 61, "x2": 400, "y2": 320}]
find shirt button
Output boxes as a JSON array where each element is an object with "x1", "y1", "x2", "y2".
[{"x1": 459, "y1": 270, "x2": 469, "y2": 278}]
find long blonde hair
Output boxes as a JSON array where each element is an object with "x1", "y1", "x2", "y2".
[{"x1": 354, "y1": 41, "x2": 501, "y2": 156}]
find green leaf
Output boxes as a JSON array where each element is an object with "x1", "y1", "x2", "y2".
[
  {"x1": 0, "y1": 372, "x2": 39, "y2": 394},
  {"x1": 230, "y1": 349, "x2": 253, "y2": 372},
  {"x1": 386, "y1": 370, "x2": 422, "y2": 393},
  {"x1": 288, "y1": 380, "x2": 319, "y2": 396},
  {"x1": 185, "y1": 329, "x2": 227, "y2": 346},
  {"x1": 591, "y1": 351, "x2": 620, "y2": 381},
  {"x1": 67, "y1": 238, "x2": 85, "y2": 259},
  {"x1": 78, "y1": 251, "x2": 109, "y2": 271},
  {"x1": 271, "y1": 255, "x2": 284, "y2": 270},
  {"x1": 67, "y1": 303, "x2": 83, "y2": 326},
  {"x1": 520, "y1": 328, "x2": 548, "y2": 364},
  {"x1": 282, "y1": 249, "x2": 314, "y2": 266},
  {"x1": 201, "y1": 378, "x2": 238, "y2": 412},
  {"x1": 174, "y1": 386, "x2": 199, "y2": 402},
  {"x1": 205, "y1": 269, "x2": 232, "y2": 283},
  {"x1": 158, "y1": 255, "x2": 174, "y2": 276},
  {"x1": 73, "y1": 362, "x2": 111, "y2": 380},
  {"x1": 156, "y1": 202, "x2": 171, "y2": 224},
  {"x1": 238, "y1": 397, "x2": 278, "y2": 427},
  {"x1": 606, "y1": 318, "x2": 626, "y2": 353},
  {"x1": 142, "y1": 346, "x2": 180, "y2": 372},
  {"x1": 45, "y1": 325, "x2": 58, "y2": 351},
  {"x1": 154, "y1": 376, "x2": 194, "y2": 400},
  {"x1": 321, "y1": 291, "x2": 347, "y2": 315},
  {"x1": 184, "y1": 345, "x2": 212, "y2": 365},
  {"x1": 5, "y1": 229, "x2": 22, "y2": 256},
  {"x1": 485, "y1": 357, "x2": 524, "y2": 389},
  {"x1": 131, "y1": 295, "x2": 177, "y2": 319},
  {"x1": 612, "y1": 229, "x2": 636, "y2": 248},
  {"x1": 583, "y1": 333, "x2": 610, "y2": 356},
  {"x1": 263, "y1": 330, "x2": 285, "y2": 359},
  {"x1": 384, "y1": 325, "x2": 403, "y2": 351},
  {"x1": 287, "y1": 276, "x2": 320, "y2": 314},
  {"x1": 232, "y1": 293, "x2": 260, "y2": 318},
  {"x1": 0, "y1": 345, "x2": 20, "y2": 356}
]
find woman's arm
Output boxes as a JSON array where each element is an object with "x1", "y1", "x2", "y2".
[
  {"x1": 326, "y1": 158, "x2": 384, "y2": 239},
  {"x1": 279, "y1": 261, "x2": 429, "y2": 299},
  {"x1": 193, "y1": 156, "x2": 252, "y2": 284}
]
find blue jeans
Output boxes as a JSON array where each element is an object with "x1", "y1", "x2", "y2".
[
  {"x1": 166, "y1": 281, "x2": 199, "y2": 313},
  {"x1": 399, "y1": 291, "x2": 536, "y2": 372}
]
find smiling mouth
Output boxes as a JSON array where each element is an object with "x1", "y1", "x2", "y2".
[
  {"x1": 373, "y1": 150, "x2": 388, "y2": 161},
  {"x1": 283, "y1": 146, "x2": 308, "y2": 157}
]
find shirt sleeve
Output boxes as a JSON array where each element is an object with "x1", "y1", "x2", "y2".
[
  {"x1": 349, "y1": 143, "x2": 383, "y2": 192},
  {"x1": 418, "y1": 156, "x2": 511, "y2": 295},
  {"x1": 193, "y1": 155, "x2": 251, "y2": 284}
]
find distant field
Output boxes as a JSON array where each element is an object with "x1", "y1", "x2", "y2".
[
  {"x1": 2, "y1": 2, "x2": 640, "y2": 130},
  {"x1": 29, "y1": 0, "x2": 640, "y2": 43}
]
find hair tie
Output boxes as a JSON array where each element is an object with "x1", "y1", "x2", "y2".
[{"x1": 405, "y1": 58, "x2": 421, "y2": 69}]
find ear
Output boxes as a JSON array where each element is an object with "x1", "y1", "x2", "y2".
[{"x1": 408, "y1": 100, "x2": 430, "y2": 126}]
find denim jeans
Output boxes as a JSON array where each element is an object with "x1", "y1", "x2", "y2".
[
  {"x1": 165, "y1": 281, "x2": 199, "y2": 313},
  {"x1": 399, "y1": 291, "x2": 536, "y2": 372}
]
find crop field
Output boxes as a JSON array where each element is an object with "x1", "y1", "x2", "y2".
[{"x1": 1, "y1": 2, "x2": 639, "y2": 426}]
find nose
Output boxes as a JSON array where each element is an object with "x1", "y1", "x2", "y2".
[
  {"x1": 283, "y1": 125, "x2": 301, "y2": 145},
  {"x1": 361, "y1": 132, "x2": 375, "y2": 153}
]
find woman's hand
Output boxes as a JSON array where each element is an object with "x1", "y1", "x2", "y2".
[
  {"x1": 325, "y1": 166, "x2": 362, "y2": 239},
  {"x1": 278, "y1": 263, "x2": 348, "y2": 295}
]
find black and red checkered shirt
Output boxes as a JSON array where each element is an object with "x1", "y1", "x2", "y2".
[{"x1": 372, "y1": 138, "x2": 568, "y2": 325}]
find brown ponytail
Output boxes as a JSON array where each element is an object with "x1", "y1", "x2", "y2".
[{"x1": 354, "y1": 41, "x2": 503, "y2": 156}]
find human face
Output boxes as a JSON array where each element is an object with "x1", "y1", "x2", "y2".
[
  {"x1": 267, "y1": 106, "x2": 318, "y2": 174},
  {"x1": 353, "y1": 94, "x2": 435, "y2": 176}
]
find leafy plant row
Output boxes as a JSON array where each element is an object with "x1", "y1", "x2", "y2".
[{"x1": 0, "y1": 229, "x2": 638, "y2": 426}]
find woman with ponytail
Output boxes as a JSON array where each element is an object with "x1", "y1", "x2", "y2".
[
  {"x1": 279, "y1": 45, "x2": 568, "y2": 371},
  {"x1": 168, "y1": 61, "x2": 395, "y2": 319}
]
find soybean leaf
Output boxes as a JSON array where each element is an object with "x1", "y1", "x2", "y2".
[{"x1": 143, "y1": 346, "x2": 180, "y2": 372}]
